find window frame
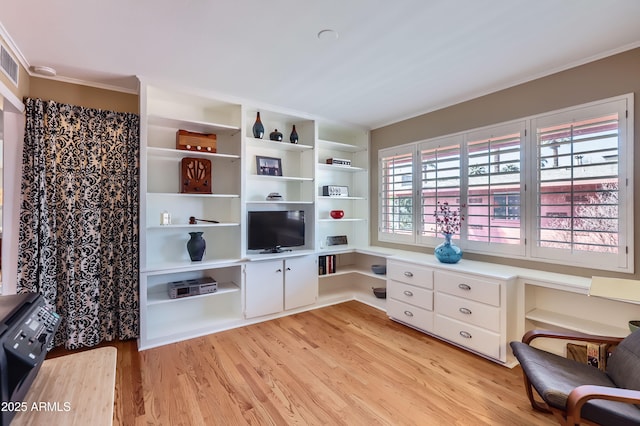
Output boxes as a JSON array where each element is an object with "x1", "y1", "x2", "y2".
[
  {"x1": 378, "y1": 144, "x2": 418, "y2": 244},
  {"x1": 463, "y1": 121, "x2": 526, "y2": 257},
  {"x1": 417, "y1": 135, "x2": 464, "y2": 247},
  {"x1": 528, "y1": 96, "x2": 633, "y2": 271}
]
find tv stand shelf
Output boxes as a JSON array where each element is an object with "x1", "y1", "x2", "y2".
[{"x1": 259, "y1": 247, "x2": 293, "y2": 254}]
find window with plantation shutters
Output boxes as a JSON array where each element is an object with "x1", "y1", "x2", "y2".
[
  {"x1": 465, "y1": 122, "x2": 525, "y2": 254},
  {"x1": 376, "y1": 94, "x2": 633, "y2": 272},
  {"x1": 531, "y1": 98, "x2": 631, "y2": 270},
  {"x1": 378, "y1": 146, "x2": 416, "y2": 243},
  {"x1": 419, "y1": 137, "x2": 462, "y2": 242}
]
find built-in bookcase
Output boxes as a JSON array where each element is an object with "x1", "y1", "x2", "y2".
[
  {"x1": 138, "y1": 80, "x2": 372, "y2": 349},
  {"x1": 315, "y1": 122, "x2": 370, "y2": 250},
  {"x1": 139, "y1": 81, "x2": 244, "y2": 349}
]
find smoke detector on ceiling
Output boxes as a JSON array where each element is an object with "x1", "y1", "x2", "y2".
[
  {"x1": 317, "y1": 29, "x2": 339, "y2": 40},
  {"x1": 31, "y1": 65, "x2": 57, "y2": 77}
]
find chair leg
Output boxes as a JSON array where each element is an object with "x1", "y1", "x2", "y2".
[
  {"x1": 522, "y1": 374, "x2": 552, "y2": 413},
  {"x1": 551, "y1": 408, "x2": 570, "y2": 426}
]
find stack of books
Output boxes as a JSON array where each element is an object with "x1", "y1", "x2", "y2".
[{"x1": 318, "y1": 255, "x2": 337, "y2": 275}]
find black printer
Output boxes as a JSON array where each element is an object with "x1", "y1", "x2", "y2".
[{"x1": 0, "y1": 293, "x2": 60, "y2": 425}]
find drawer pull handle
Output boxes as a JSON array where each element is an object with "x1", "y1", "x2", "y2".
[
  {"x1": 459, "y1": 331, "x2": 472, "y2": 339},
  {"x1": 404, "y1": 310, "x2": 414, "y2": 317},
  {"x1": 458, "y1": 283, "x2": 471, "y2": 291},
  {"x1": 404, "y1": 271, "x2": 414, "y2": 277},
  {"x1": 459, "y1": 307, "x2": 472, "y2": 315},
  {"x1": 403, "y1": 290, "x2": 414, "y2": 297}
]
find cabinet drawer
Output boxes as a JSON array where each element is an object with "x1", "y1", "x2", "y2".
[
  {"x1": 434, "y1": 314, "x2": 501, "y2": 360},
  {"x1": 436, "y1": 292, "x2": 500, "y2": 332},
  {"x1": 388, "y1": 281, "x2": 433, "y2": 310},
  {"x1": 434, "y1": 271, "x2": 501, "y2": 306},
  {"x1": 387, "y1": 299, "x2": 434, "y2": 332},
  {"x1": 387, "y1": 260, "x2": 433, "y2": 289}
]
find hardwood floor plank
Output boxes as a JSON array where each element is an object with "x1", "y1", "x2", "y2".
[{"x1": 48, "y1": 301, "x2": 556, "y2": 425}]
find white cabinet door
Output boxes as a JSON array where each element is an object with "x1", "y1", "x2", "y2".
[
  {"x1": 284, "y1": 255, "x2": 318, "y2": 310},
  {"x1": 244, "y1": 260, "x2": 284, "y2": 318}
]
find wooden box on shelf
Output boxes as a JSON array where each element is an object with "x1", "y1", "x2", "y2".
[
  {"x1": 181, "y1": 157, "x2": 212, "y2": 194},
  {"x1": 176, "y1": 129, "x2": 217, "y2": 153}
]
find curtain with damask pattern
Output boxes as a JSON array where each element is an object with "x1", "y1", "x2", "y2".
[{"x1": 17, "y1": 97, "x2": 140, "y2": 349}]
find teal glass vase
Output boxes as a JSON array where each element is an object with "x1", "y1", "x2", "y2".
[{"x1": 434, "y1": 233, "x2": 462, "y2": 264}]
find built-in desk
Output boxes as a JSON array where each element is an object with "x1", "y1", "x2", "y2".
[{"x1": 12, "y1": 346, "x2": 117, "y2": 426}]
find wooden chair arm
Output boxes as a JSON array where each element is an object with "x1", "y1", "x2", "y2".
[
  {"x1": 566, "y1": 385, "x2": 640, "y2": 425},
  {"x1": 522, "y1": 329, "x2": 625, "y2": 346}
]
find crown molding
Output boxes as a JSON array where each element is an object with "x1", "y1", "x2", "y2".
[{"x1": 32, "y1": 73, "x2": 138, "y2": 95}]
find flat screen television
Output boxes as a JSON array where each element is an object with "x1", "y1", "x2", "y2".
[{"x1": 248, "y1": 210, "x2": 305, "y2": 253}]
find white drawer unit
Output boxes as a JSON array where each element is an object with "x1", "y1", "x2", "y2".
[
  {"x1": 435, "y1": 292, "x2": 500, "y2": 333},
  {"x1": 388, "y1": 281, "x2": 433, "y2": 311},
  {"x1": 387, "y1": 299, "x2": 434, "y2": 332},
  {"x1": 434, "y1": 270, "x2": 508, "y2": 362},
  {"x1": 386, "y1": 260, "x2": 435, "y2": 333},
  {"x1": 386, "y1": 259, "x2": 515, "y2": 365},
  {"x1": 434, "y1": 270, "x2": 500, "y2": 306},
  {"x1": 434, "y1": 314, "x2": 501, "y2": 360},
  {"x1": 387, "y1": 260, "x2": 434, "y2": 289}
]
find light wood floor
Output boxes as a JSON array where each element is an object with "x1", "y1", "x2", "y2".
[{"x1": 51, "y1": 301, "x2": 555, "y2": 425}]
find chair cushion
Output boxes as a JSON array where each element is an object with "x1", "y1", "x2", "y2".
[
  {"x1": 511, "y1": 341, "x2": 640, "y2": 425},
  {"x1": 607, "y1": 329, "x2": 640, "y2": 391}
]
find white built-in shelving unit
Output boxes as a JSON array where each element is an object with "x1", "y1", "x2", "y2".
[
  {"x1": 242, "y1": 109, "x2": 317, "y2": 254},
  {"x1": 138, "y1": 80, "x2": 373, "y2": 349},
  {"x1": 315, "y1": 123, "x2": 370, "y2": 250},
  {"x1": 139, "y1": 82, "x2": 245, "y2": 349}
]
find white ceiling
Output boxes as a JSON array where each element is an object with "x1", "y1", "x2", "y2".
[{"x1": 1, "y1": 0, "x2": 640, "y2": 129}]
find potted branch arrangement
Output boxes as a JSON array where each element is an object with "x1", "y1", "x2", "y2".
[{"x1": 433, "y1": 202, "x2": 464, "y2": 264}]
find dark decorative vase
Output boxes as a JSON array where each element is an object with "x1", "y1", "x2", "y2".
[
  {"x1": 434, "y1": 233, "x2": 462, "y2": 264},
  {"x1": 187, "y1": 232, "x2": 206, "y2": 261},
  {"x1": 252, "y1": 112, "x2": 264, "y2": 139},
  {"x1": 289, "y1": 125, "x2": 299, "y2": 144},
  {"x1": 270, "y1": 129, "x2": 283, "y2": 141}
]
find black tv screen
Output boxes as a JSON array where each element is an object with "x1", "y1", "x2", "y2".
[{"x1": 248, "y1": 210, "x2": 305, "y2": 252}]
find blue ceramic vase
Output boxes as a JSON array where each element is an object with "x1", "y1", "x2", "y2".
[
  {"x1": 434, "y1": 233, "x2": 462, "y2": 264},
  {"x1": 187, "y1": 232, "x2": 206, "y2": 261}
]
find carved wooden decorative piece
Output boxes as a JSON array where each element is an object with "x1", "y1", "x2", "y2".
[
  {"x1": 176, "y1": 129, "x2": 217, "y2": 152},
  {"x1": 181, "y1": 157, "x2": 212, "y2": 193}
]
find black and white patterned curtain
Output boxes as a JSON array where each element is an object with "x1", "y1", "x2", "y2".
[{"x1": 17, "y1": 97, "x2": 140, "y2": 349}]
